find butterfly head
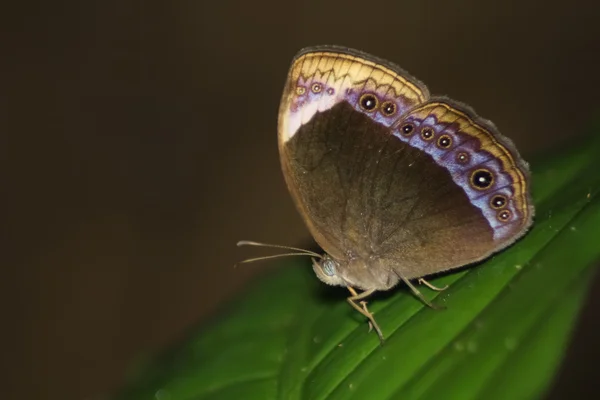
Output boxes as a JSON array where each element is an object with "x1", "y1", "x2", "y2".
[
  {"x1": 312, "y1": 254, "x2": 398, "y2": 290},
  {"x1": 312, "y1": 254, "x2": 345, "y2": 287}
]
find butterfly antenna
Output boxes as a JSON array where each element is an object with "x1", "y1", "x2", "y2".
[{"x1": 236, "y1": 240, "x2": 322, "y2": 267}]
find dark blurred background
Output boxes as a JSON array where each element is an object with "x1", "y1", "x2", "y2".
[{"x1": 3, "y1": 1, "x2": 600, "y2": 399}]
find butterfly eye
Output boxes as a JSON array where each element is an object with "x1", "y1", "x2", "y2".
[
  {"x1": 322, "y1": 259, "x2": 337, "y2": 276},
  {"x1": 381, "y1": 101, "x2": 397, "y2": 116},
  {"x1": 311, "y1": 83, "x2": 322, "y2": 93},
  {"x1": 470, "y1": 168, "x2": 494, "y2": 190},
  {"x1": 359, "y1": 94, "x2": 378, "y2": 112},
  {"x1": 400, "y1": 123, "x2": 415, "y2": 136},
  {"x1": 421, "y1": 127, "x2": 435, "y2": 140},
  {"x1": 456, "y1": 152, "x2": 470, "y2": 164},
  {"x1": 490, "y1": 194, "x2": 508, "y2": 209},
  {"x1": 498, "y1": 209, "x2": 512, "y2": 222},
  {"x1": 437, "y1": 135, "x2": 452, "y2": 149}
]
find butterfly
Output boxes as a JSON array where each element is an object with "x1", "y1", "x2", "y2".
[{"x1": 240, "y1": 46, "x2": 534, "y2": 343}]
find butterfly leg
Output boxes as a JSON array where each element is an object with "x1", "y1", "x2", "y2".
[
  {"x1": 347, "y1": 287, "x2": 385, "y2": 343},
  {"x1": 347, "y1": 287, "x2": 373, "y2": 331},
  {"x1": 401, "y1": 277, "x2": 445, "y2": 310},
  {"x1": 418, "y1": 278, "x2": 449, "y2": 292}
]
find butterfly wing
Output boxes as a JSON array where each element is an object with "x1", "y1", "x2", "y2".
[
  {"x1": 278, "y1": 46, "x2": 429, "y2": 261},
  {"x1": 375, "y1": 100, "x2": 534, "y2": 278},
  {"x1": 278, "y1": 46, "x2": 533, "y2": 284}
]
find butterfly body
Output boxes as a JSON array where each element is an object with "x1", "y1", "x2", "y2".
[{"x1": 276, "y1": 46, "x2": 534, "y2": 340}]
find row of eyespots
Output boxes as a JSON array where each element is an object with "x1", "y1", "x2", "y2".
[
  {"x1": 490, "y1": 193, "x2": 512, "y2": 222},
  {"x1": 470, "y1": 169, "x2": 514, "y2": 223},
  {"x1": 358, "y1": 93, "x2": 397, "y2": 117},
  {"x1": 400, "y1": 121, "x2": 514, "y2": 224},
  {"x1": 399, "y1": 122, "x2": 455, "y2": 152},
  {"x1": 296, "y1": 83, "x2": 335, "y2": 96}
]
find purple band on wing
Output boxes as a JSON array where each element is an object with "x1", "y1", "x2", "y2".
[{"x1": 392, "y1": 112, "x2": 520, "y2": 241}]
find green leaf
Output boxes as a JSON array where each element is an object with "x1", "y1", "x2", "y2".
[{"x1": 116, "y1": 130, "x2": 600, "y2": 400}]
